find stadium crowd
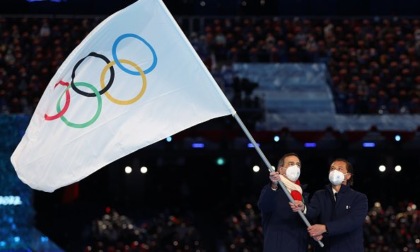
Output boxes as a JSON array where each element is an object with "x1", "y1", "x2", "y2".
[
  {"x1": 224, "y1": 201, "x2": 420, "y2": 252},
  {"x1": 190, "y1": 17, "x2": 420, "y2": 114},
  {"x1": 82, "y1": 207, "x2": 207, "y2": 252},
  {"x1": 78, "y1": 201, "x2": 420, "y2": 251},
  {"x1": 2, "y1": 16, "x2": 420, "y2": 115}
]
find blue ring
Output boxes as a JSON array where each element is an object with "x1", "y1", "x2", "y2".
[{"x1": 112, "y1": 33, "x2": 157, "y2": 75}]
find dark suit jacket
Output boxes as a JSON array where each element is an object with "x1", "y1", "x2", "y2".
[
  {"x1": 258, "y1": 183, "x2": 309, "y2": 252},
  {"x1": 306, "y1": 184, "x2": 368, "y2": 252}
]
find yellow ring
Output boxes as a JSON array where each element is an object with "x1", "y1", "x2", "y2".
[{"x1": 100, "y1": 59, "x2": 147, "y2": 105}]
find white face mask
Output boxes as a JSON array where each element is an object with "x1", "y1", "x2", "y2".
[
  {"x1": 329, "y1": 170, "x2": 345, "y2": 185},
  {"x1": 285, "y1": 165, "x2": 300, "y2": 182}
]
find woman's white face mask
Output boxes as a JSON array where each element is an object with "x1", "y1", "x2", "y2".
[
  {"x1": 329, "y1": 170, "x2": 346, "y2": 185},
  {"x1": 285, "y1": 165, "x2": 300, "y2": 182}
]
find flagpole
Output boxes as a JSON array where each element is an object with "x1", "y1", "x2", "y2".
[{"x1": 232, "y1": 112, "x2": 324, "y2": 248}]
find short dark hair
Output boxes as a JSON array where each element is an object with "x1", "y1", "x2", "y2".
[
  {"x1": 332, "y1": 158, "x2": 354, "y2": 186},
  {"x1": 278, "y1": 152, "x2": 300, "y2": 168}
]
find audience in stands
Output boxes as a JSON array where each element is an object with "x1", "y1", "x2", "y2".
[
  {"x1": 80, "y1": 201, "x2": 419, "y2": 251},
  {"x1": 2, "y1": 16, "x2": 420, "y2": 115},
  {"x1": 83, "y1": 207, "x2": 206, "y2": 252},
  {"x1": 222, "y1": 201, "x2": 419, "y2": 251}
]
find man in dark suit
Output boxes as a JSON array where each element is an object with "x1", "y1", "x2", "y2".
[
  {"x1": 258, "y1": 152, "x2": 310, "y2": 252},
  {"x1": 291, "y1": 158, "x2": 368, "y2": 252}
]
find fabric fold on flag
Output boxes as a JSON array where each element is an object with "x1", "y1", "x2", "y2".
[{"x1": 11, "y1": 0, "x2": 235, "y2": 192}]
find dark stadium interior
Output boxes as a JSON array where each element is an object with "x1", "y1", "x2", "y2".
[{"x1": 1, "y1": 0, "x2": 420, "y2": 251}]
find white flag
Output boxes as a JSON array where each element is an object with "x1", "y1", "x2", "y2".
[{"x1": 11, "y1": 0, "x2": 235, "y2": 192}]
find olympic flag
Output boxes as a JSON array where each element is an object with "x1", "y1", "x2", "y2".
[{"x1": 10, "y1": 0, "x2": 236, "y2": 192}]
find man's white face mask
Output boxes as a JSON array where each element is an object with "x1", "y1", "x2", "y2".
[
  {"x1": 329, "y1": 170, "x2": 345, "y2": 185},
  {"x1": 285, "y1": 165, "x2": 300, "y2": 182}
]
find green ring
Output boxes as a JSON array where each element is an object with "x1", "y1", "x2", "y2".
[{"x1": 57, "y1": 82, "x2": 102, "y2": 128}]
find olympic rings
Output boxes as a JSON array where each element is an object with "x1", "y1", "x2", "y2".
[
  {"x1": 58, "y1": 82, "x2": 102, "y2": 128},
  {"x1": 112, "y1": 33, "x2": 157, "y2": 75},
  {"x1": 44, "y1": 33, "x2": 157, "y2": 128},
  {"x1": 71, "y1": 52, "x2": 115, "y2": 97},
  {"x1": 100, "y1": 59, "x2": 147, "y2": 105},
  {"x1": 44, "y1": 80, "x2": 70, "y2": 120}
]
